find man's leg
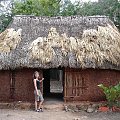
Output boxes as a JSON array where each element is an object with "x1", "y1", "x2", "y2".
[
  {"x1": 35, "y1": 100, "x2": 38, "y2": 111},
  {"x1": 38, "y1": 100, "x2": 44, "y2": 110}
]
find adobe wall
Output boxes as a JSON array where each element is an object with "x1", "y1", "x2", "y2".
[
  {"x1": 64, "y1": 68, "x2": 120, "y2": 102},
  {"x1": 14, "y1": 69, "x2": 35, "y2": 102},
  {"x1": 0, "y1": 68, "x2": 119, "y2": 102},
  {"x1": 0, "y1": 70, "x2": 11, "y2": 101}
]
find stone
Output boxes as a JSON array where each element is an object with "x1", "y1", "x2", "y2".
[
  {"x1": 73, "y1": 118, "x2": 80, "y2": 120},
  {"x1": 74, "y1": 109, "x2": 79, "y2": 112},
  {"x1": 86, "y1": 107, "x2": 95, "y2": 113},
  {"x1": 78, "y1": 105, "x2": 88, "y2": 111},
  {"x1": 92, "y1": 104, "x2": 99, "y2": 108},
  {"x1": 64, "y1": 105, "x2": 68, "y2": 112}
]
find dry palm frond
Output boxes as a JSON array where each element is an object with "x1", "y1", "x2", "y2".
[
  {"x1": 0, "y1": 28, "x2": 22, "y2": 52},
  {"x1": 75, "y1": 24, "x2": 120, "y2": 67},
  {"x1": 29, "y1": 24, "x2": 120, "y2": 67}
]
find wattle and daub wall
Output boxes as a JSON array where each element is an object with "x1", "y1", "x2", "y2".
[
  {"x1": 64, "y1": 68, "x2": 120, "y2": 102},
  {"x1": 0, "y1": 68, "x2": 119, "y2": 102},
  {"x1": 0, "y1": 69, "x2": 35, "y2": 102}
]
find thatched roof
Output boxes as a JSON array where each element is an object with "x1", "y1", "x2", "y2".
[{"x1": 0, "y1": 15, "x2": 120, "y2": 70}]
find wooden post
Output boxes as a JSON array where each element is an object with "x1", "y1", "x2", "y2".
[
  {"x1": 63, "y1": 68, "x2": 67, "y2": 102},
  {"x1": 10, "y1": 70, "x2": 15, "y2": 100}
]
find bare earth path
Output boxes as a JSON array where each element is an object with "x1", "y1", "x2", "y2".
[{"x1": 0, "y1": 109, "x2": 120, "y2": 120}]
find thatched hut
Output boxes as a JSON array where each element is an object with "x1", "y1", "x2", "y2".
[{"x1": 0, "y1": 15, "x2": 120, "y2": 102}]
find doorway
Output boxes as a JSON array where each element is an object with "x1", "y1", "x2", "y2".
[{"x1": 43, "y1": 68, "x2": 64, "y2": 103}]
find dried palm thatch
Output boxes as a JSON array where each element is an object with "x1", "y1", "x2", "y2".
[
  {"x1": 76, "y1": 24, "x2": 120, "y2": 68},
  {"x1": 0, "y1": 28, "x2": 22, "y2": 52},
  {"x1": 0, "y1": 15, "x2": 120, "y2": 70},
  {"x1": 29, "y1": 24, "x2": 120, "y2": 69},
  {"x1": 29, "y1": 37, "x2": 54, "y2": 64}
]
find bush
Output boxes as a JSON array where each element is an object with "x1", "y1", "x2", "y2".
[{"x1": 98, "y1": 83, "x2": 120, "y2": 108}]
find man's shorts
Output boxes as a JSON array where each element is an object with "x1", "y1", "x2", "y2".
[{"x1": 34, "y1": 90, "x2": 44, "y2": 102}]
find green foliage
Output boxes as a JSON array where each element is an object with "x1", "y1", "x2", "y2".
[
  {"x1": 12, "y1": 0, "x2": 61, "y2": 16},
  {"x1": 0, "y1": 1, "x2": 13, "y2": 33},
  {"x1": 76, "y1": 0, "x2": 120, "y2": 29},
  {"x1": 0, "y1": 14, "x2": 12, "y2": 33},
  {"x1": 60, "y1": 0, "x2": 77, "y2": 16},
  {"x1": 98, "y1": 83, "x2": 120, "y2": 107}
]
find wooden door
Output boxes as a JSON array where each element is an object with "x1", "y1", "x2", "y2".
[{"x1": 64, "y1": 68, "x2": 89, "y2": 102}]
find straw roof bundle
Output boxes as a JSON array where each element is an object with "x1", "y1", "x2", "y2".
[
  {"x1": 29, "y1": 37, "x2": 54, "y2": 64},
  {"x1": 29, "y1": 28, "x2": 78, "y2": 64},
  {"x1": 98, "y1": 24, "x2": 120, "y2": 65},
  {"x1": 29, "y1": 27, "x2": 62, "y2": 64},
  {"x1": 0, "y1": 15, "x2": 120, "y2": 70},
  {"x1": 29, "y1": 24, "x2": 120, "y2": 69},
  {"x1": 0, "y1": 28, "x2": 22, "y2": 52},
  {"x1": 74, "y1": 24, "x2": 120, "y2": 68}
]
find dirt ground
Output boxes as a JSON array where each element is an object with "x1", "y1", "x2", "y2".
[{"x1": 0, "y1": 109, "x2": 120, "y2": 120}]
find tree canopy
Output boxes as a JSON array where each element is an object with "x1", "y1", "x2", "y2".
[
  {"x1": 0, "y1": 0, "x2": 13, "y2": 32},
  {"x1": 12, "y1": 0, "x2": 61, "y2": 16}
]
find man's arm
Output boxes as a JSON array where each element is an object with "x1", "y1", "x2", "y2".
[{"x1": 33, "y1": 79, "x2": 38, "y2": 95}]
